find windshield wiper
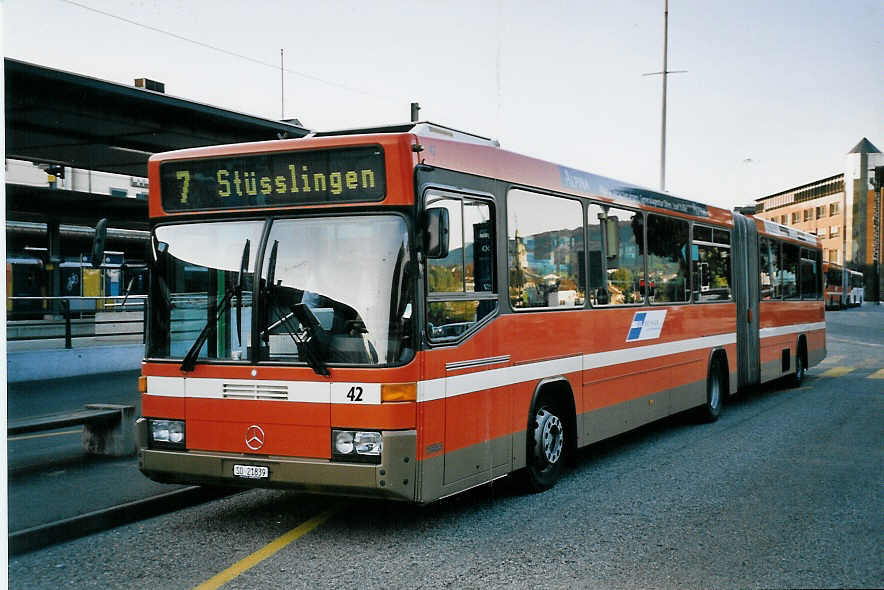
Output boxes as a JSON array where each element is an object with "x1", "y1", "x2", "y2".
[
  {"x1": 261, "y1": 241, "x2": 330, "y2": 377},
  {"x1": 264, "y1": 303, "x2": 330, "y2": 377},
  {"x1": 180, "y1": 239, "x2": 250, "y2": 372}
]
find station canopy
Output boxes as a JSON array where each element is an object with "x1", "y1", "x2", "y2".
[{"x1": 5, "y1": 58, "x2": 309, "y2": 230}]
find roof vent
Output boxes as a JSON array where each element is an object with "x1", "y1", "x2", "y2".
[{"x1": 134, "y1": 78, "x2": 165, "y2": 93}]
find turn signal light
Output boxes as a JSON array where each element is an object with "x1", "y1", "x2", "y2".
[
  {"x1": 138, "y1": 375, "x2": 147, "y2": 393},
  {"x1": 381, "y1": 382, "x2": 416, "y2": 402}
]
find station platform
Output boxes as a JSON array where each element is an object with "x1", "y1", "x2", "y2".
[{"x1": 5, "y1": 366, "x2": 231, "y2": 554}]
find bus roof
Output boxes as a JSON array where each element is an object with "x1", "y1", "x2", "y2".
[
  {"x1": 147, "y1": 121, "x2": 753, "y2": 228},
  {"x1": 754, "y1": 217, "x2": 821, "y2": 247}
]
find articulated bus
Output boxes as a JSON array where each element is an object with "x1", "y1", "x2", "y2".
[{"x1": 136, "y1": 122, "x2": 825, "y2": 502}]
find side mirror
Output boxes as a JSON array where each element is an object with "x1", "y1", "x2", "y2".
[
  {"x1": 91, "y1": 218, "x2": 108, "y2": 268},
  {"x1": 425, "y1": 207, "x2": 450, "y2": 259}
]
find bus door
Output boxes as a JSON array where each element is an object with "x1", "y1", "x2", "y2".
[
  {"x1": 732, "y1": 214, "x2": 760, "y2": 388},
  {"x1": 423, "y1": 189, "x2": 503, "y2": 490}
]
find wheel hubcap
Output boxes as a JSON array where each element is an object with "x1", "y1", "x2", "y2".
[
  {"x1": 535, "y1": 409, "x2": 563, "y2": 465},
  {"x1": 710, "y1": 375, "x2": 720, "y2": 409}
]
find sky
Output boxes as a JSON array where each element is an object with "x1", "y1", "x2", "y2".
[{"x1": 2, "y1": 0, "x2": 882, "y2": 210}]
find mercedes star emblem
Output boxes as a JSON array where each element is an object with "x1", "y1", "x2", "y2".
[{"x1": 245, "y1": 424, "x2": 265, "y2": 451}]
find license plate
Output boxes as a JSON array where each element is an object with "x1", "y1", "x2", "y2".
[{"x1": 233, "y1": 464, "x2": 269, "y2": 479}]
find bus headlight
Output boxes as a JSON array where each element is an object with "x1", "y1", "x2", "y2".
[
  {"x1": 149, "y1": 419, "x2": 186, "y2": 449},
  {"x1": 354, "y1": 431, "x2": 382, "y2": 455},
  {"x1": 334, "y1": 431, "x2": 354, "y2": 455},
  {"x1": 332, "y1": 430, "x2": 382, "y2": 463}
]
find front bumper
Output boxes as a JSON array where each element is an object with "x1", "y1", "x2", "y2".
[{"x1": 135, "y1": 418, "x2": 417, "y2": 501}]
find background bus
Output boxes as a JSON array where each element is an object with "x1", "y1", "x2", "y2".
[
  {"x1": 847, "y1": 269, "x2": 864, "y2": 307},
  {"x1": 823, "y1": 263, "x2": 864, "y2": 309}
]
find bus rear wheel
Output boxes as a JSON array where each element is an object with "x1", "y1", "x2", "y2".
[
  {"x1": 696, "y1": 357, "x2": 724, "y2": 423},
  {"x1": 523, "y1": 397, "x2": 567, "y2": 492},
  {"x1": 789, "y1": 344, "x2": 806, "y2": 387}
]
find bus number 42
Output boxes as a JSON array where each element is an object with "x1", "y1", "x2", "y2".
[{"x1": 346, "y1": 386, "x2": 364, "y2": 402}]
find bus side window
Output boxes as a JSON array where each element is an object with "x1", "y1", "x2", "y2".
[
  {"x1": 800, "y1": 247, "x2": 819, "y2": 300},
  {"x1": 586, "y1": 204, "x2": 645, "y2": 306},
  {"x1": 587, "y1": 204, "x2": 605, "y2": 305},
  {"x1": 507, "y1": 189, "x2": 584, "y2": 309},
  {"x1": 427, "y1": 197, "x2": 464, "y2": 294},
  {"x1": 692, "y1": 226, "x2": 732, "y2": 302},
  {"x1": 759, "y1": 237, "x2": 780, "y2": 300},
  {"x1": 781, "y1": 243, "x2": 799, "y2": 299},
  {"x1": 425, "y1": 192, "x2": 497, "y2": 342},
  {"x1": 646, "y1": 214, "x2": 689, "y2": 304}
]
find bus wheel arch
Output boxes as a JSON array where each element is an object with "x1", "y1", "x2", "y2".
[{"x1": 521, "y1": 377, "x2": 577, "y2": 492}]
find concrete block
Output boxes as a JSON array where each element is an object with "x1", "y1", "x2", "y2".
[{"x1": 82, "y1": 404, "x2": 136, "y2": 456}]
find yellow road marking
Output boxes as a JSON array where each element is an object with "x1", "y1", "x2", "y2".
[
  {"x1": 8, "y1": 429, "x2": 80, "y2": 441},
  {"x1": 194, "y1": 505, "x2": 338, "y2": 590},
  {"x1": 869, "y1": 369, "x2": 884, "y2": 380},
  {"x1": 819, "y1": 366, "x2": 855, "y2": 377}
]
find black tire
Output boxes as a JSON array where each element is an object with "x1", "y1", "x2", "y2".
[
  {"x1": 789, "y1": 345, "x2": 806, "y2": 387},
  {"x1": 523, "y1": 397, "x2": 568, "y2": 492},
  {"x1": 696, "y1": 357, "x2": 724, "y2": 423}
]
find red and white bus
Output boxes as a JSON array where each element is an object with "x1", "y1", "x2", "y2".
[
  {"x1": 824, "y1": 262, "x2": 845, "y2": 309},
  {"x1": 824, "y1": 263, "x2": 865, "y2": 309},
  {"x1": 135, "y1": 122, "x2": 825, "y2": 502}
]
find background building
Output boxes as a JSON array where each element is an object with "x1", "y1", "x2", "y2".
[{"x1": 754, "y1": 138, "x2": 883, "y2": 302}]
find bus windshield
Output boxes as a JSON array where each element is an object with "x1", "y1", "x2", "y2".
[{"x1": 147, "y1": 215, "x2": 414, "y2": 367}]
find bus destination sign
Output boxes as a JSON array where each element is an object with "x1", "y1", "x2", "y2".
[{"x1": 160, "y1": 146, "x2": 386, "y2": 211}]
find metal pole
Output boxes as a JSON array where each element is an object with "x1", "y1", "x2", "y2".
[
  {"x1": 660, "y1": 0, "x2": 668, "y2": 192},
  {"x1": 280, "y1": 49, "x2": 285, "y2": 119},
  {"x1": 642, "y1": 1, "x2": 684, "y2": 191}
]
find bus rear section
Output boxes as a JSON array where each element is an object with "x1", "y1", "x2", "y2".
[{"x1": 756, "y1": 220, "x2": 826, "y2": 385}]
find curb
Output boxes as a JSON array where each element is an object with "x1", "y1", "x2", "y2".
[{"x1": 9, "y1": 486, "x2": 237, "y2": 555}]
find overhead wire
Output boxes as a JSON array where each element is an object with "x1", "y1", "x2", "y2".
[{"x1": 57, "y1": 0, "x2": 401, "y2": 104}]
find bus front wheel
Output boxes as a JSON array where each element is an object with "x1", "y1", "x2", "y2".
[{"x1": 523, "y1": 397, "x2": 567, "y2": 492}]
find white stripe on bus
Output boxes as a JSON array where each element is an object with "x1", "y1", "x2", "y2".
[
  {"x1": 759, "y1": 321, "x2": 825, "y2": 339},
  {"x1": 146, "y1": 321, "x2": 823, "y2": 404}
]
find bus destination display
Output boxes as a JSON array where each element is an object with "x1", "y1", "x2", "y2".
[{"x1": 160, "y1": 146, "x2": 386, "y2": 211}]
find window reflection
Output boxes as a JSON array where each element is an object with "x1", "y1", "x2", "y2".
[
  {"x1": 425, "y1": 191, "x2": 497, "y2": 341},
  {"x1": 151, "y1": 221, "x2": 264, "y2": 360},
  {"x1": 782, "y1": 243, "x2": 799, "y2": 300},
  {"x1": 507, "y1": 189, "x2": 584, "y2": 309},
  {"x1": 646, "y1": 214, "x2": 689, "y2": 303},
  {"x1": 692, "y1": 225, "x2": 732, "y2": 302},
  {"x1": 587, "y1": 204, "x2": 644, "y2": 306}
]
